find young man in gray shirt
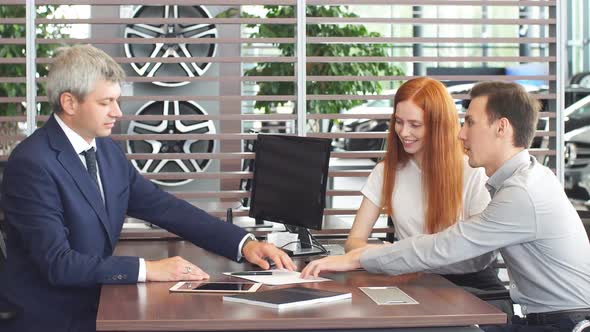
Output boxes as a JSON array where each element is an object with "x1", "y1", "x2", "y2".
[{"x1": 302, "y1": 81, "x2": 590, "y2": 331}]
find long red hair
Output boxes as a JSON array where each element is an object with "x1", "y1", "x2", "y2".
[{"x1": 380, "y1": 77, "x2": 464, "y2": 234}]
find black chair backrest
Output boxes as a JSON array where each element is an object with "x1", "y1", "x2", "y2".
[
  {"x1": 239, "y1": 132, "x2": 257, "y2": 208},
  {"x1": 0, "y1": 217, "x2": 20, "y2": 321}
]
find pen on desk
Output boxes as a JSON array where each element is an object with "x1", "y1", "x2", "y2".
[
  {"x1": 385, "y1": 300, "x2": 407, "y2": 304},
  {"x1": 230, "y1": 271, "x2": 273, "y2": 276}
]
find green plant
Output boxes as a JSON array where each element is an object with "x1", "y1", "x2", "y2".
[
  {"x1": 0, "y1": 5, "x2": 69, "y2": 116},
  {"x1": 244, "y1": 5, "x2": 404, "y2": 115}
]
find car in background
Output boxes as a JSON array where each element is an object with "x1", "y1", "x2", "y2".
[
  {"x1": 562, "y1": 93, "x2": 590, "y2": 202},
  {"x1": 332, "y1": 84, "x2": 546, "y2": 156},
  {"x1": 331, "y1": 95, "x2": 392, "y2": 153}
]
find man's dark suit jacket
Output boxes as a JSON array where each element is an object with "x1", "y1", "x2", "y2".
[{"x1": 0, "y1": 115, "x2": 248, "y2": 331}]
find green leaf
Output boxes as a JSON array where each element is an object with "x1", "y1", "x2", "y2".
[{"x1": 244, "y1": 5, "x2": 404, "y2": 114}]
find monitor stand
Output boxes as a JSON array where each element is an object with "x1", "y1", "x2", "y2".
[
  {"x1": 244, "y1": 217, "x2": 273, "y2": 229},
  {"x1": 285, "y1": 227, "x2": 325, "y2": 257}
]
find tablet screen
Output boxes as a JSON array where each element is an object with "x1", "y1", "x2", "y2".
[
  {"x1": 170, "y1": 281, "x2": 261, "y2": 293},
  {"x1": 192, "y1": 283, "x2": 255, "y2": 291}
]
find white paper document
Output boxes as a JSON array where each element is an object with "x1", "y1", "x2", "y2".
[{"x1": 224, "y1": 269, "x2": 330, "y2": 285}]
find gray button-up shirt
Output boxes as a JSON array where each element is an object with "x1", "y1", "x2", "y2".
[{"x1": 360, "y1": 150, "x2": 590, "y2": 314}]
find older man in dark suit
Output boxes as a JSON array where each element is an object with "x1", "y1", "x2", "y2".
[{"x1": 0, "y1": 44, "x2": 295, "y2": 332}]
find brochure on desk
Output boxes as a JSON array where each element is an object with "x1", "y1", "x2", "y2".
[
  {"x1": 223, "y1": 286, "x2": 352, "y2": 310},
  {"x1": 224, "y1": 269, "x2": 330, "y2": 285}
]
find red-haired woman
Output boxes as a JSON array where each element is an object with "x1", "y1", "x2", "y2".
[{"x1": 344, "y1": 77, "x2": 502, "y2": 290}]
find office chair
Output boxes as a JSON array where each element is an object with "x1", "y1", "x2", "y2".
[
  {"x1": 239, "y1": 130, "x2": 257, "y2": 208},
  {"x1": 470, "y1": 289, "x2": 589, "y2": 331}
]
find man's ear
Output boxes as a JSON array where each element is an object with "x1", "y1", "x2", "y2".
[
  {"x1": 496, "y1": 117, "x2": 511, "y2": 138},
  {"x1": 59, "y1": 92, "x2": 77, "y2": 116}
]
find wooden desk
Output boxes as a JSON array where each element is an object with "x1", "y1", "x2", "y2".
[{"x1": 97, "y1": 240, "x2": 506, "y2": 332}]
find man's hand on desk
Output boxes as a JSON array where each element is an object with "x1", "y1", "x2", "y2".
[
  {"x1": 145, "y1": 256, "x2": 210, "y2": 281},
  {"x1": 242, "y1": 240, "x2": 297, "y2": 271},
  {"x1": 300, "y1": 247, "x2": 366, "y2": 279}
]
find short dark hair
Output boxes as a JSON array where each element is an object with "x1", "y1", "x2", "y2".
[{"x1": 470, "y1": 81, "x2": 541, "y2": 148}]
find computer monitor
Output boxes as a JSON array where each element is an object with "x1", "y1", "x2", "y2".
[{"x1": 248, "y1": 134, "x2": 331, "y2": 256}]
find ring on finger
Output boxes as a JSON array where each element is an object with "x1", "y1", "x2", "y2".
[{"x1": 185, "y1": 266, "x2": 192, "y2": 274}]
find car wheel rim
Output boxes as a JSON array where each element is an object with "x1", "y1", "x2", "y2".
[
  {"x1": 127, "y1": 100, "x2": 216, "y2": 186},
  {"x1": 124, "y1": 5, "x2": 217, "y2": 87}
]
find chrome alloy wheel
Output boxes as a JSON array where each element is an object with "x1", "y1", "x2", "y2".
[
  {"x1": 127, "y1": 100, "x2": 216, "y2": 186},
  {"x1": 124, "y1": 5, "x2": 217, "y2": 87}
]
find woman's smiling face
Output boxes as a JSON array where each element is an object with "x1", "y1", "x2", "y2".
[{"x1": 394, "y1": 100, "x2": 426, "y2": 162}]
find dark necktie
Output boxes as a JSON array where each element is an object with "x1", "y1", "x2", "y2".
[{"x1": 82, "y1": 147, "x2": 100, "y2": 189}]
